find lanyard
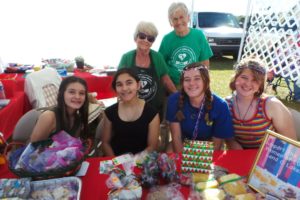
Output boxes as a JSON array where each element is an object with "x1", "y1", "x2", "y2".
[{"x1": 192, "y1": 99, "x2": 205, "y2": 140}]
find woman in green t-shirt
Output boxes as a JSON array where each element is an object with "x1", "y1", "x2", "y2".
[{"x1": 118, "y1": 21, "x2": 177, "y2": 120}]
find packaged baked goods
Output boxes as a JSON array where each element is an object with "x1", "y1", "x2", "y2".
[
  {"x1": 218, "y1": 173, "x2": 242, "y2": 184},
  {"x1": 200, "y1": 188, "x2": 226, "y2": 200},
  {"x1": 223, "y1": 181, "x2": 248, "y2": 196},
  {"x1": 218, "y1": 173, "x2": 249, "y2": 196},
  {"x1": 234, "y1": 193, "x2": 256, "y2": 200},
  {"x1": 192, "y1": 173, "x2": 212, "y2": 183},
  {"x1": 195, "y1": 188, "x2": 226, "y2": 200},
  {"x1": 195, "y1": 179, "x2": 219, "y2": 191}
]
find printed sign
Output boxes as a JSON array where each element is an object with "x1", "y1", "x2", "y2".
[{"x1": 248, "y1": 130, "x2": 300, "y2": 199}]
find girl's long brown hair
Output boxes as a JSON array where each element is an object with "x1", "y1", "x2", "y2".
[
  {"x1": 175, "y1": 62, "x2": 213, "y2": 125},
  {"x1": 57, "y1": 76, "x2": 90, "y2": 139}
]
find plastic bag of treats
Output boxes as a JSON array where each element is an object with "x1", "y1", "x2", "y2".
[
  {"x1": 210, "y1": 165, "x2": 228, "y2": 180},
  {"x1": 106, "y1": 161, "x2": 142, "y2": 200},
  {"x1": 0, "y1": 178, "x2": 31, "y2": 199},
  {"x1": 140, "y1": 152, "x2": 160, "y2": 187},
  {"x1": 134, "y1": 150, "x2": 149, "y2": 168},
  {"x1": 146, "y1": 183, "x2": 185, "y2": 200},
  {"x1": 107, "y1": 172, "x2": 142, "y2": 200},
  {"x1": 157, "y1": 153, "x2": 179, "y2": 183}
]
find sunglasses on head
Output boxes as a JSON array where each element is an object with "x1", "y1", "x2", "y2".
[
  {"x1": 182, "y1": 64, "x2": 207, "y2": 73},
  {"x1": 137, "y1": 32, "x2": 155, "y2": 43},
  {"x1": 236, "y1": 64, "x2": 266, "y2": 75}
]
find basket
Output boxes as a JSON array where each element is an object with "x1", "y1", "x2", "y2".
[
  {"x1": 0, "y1": 132, "x2": 7, "y2": 165},
  {"x1": 5, "y1": 138, "x2": 91, "y2": 180}
]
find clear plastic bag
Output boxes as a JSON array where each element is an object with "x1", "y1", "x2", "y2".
[
  {"x1": 106, "y1": 160, "x2": 142, "y2": 200},
  {"x1": 0, "y1": 178, "x2": 31, "y2": 199},
  {"x1": 146, "y1": 183, "x2": 185, "y2": 200}
]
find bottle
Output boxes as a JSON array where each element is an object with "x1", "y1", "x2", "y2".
[
  {"x1": 0, "y1": 56, "x2": 4, "y2": 73},
  {"x1": 0, "y1": 81, "x2": 6, "y2": 99}
]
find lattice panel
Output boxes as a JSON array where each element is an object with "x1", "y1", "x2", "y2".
[{"x1": 242, "y1": 0, "x2": 300, "y2": 81}]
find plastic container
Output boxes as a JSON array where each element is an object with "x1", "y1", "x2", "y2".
[
  {"x1": 29, "y1": 176, "x2": 82, "y2": 200},
  {"x1": 57, "y1": 68, "x2": 67, "y2": 77},
  {"x1": 0, "y1": 81, "x2": 6, "y2": 99}
]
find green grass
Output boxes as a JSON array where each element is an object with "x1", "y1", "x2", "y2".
[{"x1": 209, "y1": 56, "x2": 300, "y2": 112}]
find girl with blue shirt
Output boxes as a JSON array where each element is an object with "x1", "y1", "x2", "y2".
[{"x1": 166, "y1": 62, "x2": 234, "y2": 152}]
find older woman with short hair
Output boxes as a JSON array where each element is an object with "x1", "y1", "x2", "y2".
[
  {"x1": 118, "y1": 21, "x2": 177, "y2": 121},
  {"x1": 159, "y1": 2, "x2": 213, "y2": 87}
]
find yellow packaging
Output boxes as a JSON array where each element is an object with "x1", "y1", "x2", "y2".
[
  {"x1": 234, "y1": 193, "x2": 256, "y2": 200},
  {"x1": 195, "y1": 179, "x2": 219, "y2": 191}
]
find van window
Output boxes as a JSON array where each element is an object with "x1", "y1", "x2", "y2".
[{"x1": 198, "y1": 12, "x2": 240, "y2": 28}]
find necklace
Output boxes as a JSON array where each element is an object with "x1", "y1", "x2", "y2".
[
  {"x1": 192, "y1": 99, "x2": 205, "y2": 140},
  {"x1": 235, "y1": 96, "x2": 254, "y2": 126}
]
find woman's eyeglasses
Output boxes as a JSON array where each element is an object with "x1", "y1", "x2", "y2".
[{"x1": 138, "y1": 32, "x2": 155, "y2": 43}]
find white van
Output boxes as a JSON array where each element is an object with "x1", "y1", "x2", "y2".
[{"x1": 192, "y1": 12, "x2": 243, "y2": 59}]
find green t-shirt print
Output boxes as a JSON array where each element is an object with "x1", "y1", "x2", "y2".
[{"x1": 168, "y1": 46, "x2": 197, "y2": 84}]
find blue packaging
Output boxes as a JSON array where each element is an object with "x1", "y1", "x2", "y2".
[{"x1": 57, "y1": 68, "x2": 67, "y2": 77}]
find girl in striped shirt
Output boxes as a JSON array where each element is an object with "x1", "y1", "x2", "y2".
[{"x1": 225, "y1": 57, "x2": 297, "y2": 149}]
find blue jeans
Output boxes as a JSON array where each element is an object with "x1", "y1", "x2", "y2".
[
  {"x1": 294, "y1": 81, "x2": 300, "y2": 101},
  {"x1": 284, "y1": 77, "x2": 300, "y2": 101}
]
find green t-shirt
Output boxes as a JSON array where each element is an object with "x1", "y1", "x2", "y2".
[{"x1": 159, "y1": 28, "x2": 213, "y2": 85}]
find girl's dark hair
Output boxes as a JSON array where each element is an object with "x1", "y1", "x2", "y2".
[
  {"x1": 57, "y1": 76, "x2": 90, "y2": 139},
  {"x1": 111, "y1": 68, "x2": 140, "y2": 91},
  {"x1": 175, "y1": 62, "x2": 213, "y2": 125}
]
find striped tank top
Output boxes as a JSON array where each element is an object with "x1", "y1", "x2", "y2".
[{"x1": 226, "y1": 96, "x2": 274, "y2": 149}]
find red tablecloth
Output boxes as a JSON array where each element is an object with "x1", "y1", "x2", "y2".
[
  {"x1": 1, "y1": 71, "x2": 116, "y2": 100},
  {"x1": 81, "y1": 149, "x2": 258, "y2": 199},
  {"x1": 0, "y1": 71, "x2": 115, "y2": 139},
  {"x1": 74, "y1": 71, "x2": 116, "y2": 99},
  {"x1": 0, "y1": 75, "x2": 31, "y2": 139},
  {"x1": 0, "y1": 73, "x2": 25, "y2": 93},
  {"x1": 0, "y1": 149, "x2": 258, "y2": 199}
]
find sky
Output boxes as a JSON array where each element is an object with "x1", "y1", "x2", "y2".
[{"x1": 0, "y1": 0, "x2": 249, "y2": 67}]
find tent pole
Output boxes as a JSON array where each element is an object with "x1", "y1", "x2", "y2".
[{"x1": 238, "y1": 0, "x2": 253, "y2": 62}]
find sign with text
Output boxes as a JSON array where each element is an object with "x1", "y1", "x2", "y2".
[{"x1": 248, "y1": 130, "x2": 300, "y2": 199}]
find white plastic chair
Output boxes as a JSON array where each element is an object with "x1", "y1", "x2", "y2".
[
  {"x1": 12, "y1": 109, "x2": 42, "y2": 143},
  {"x1": 25, "y1": 67, "x2": 62, "y2": 109}
]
